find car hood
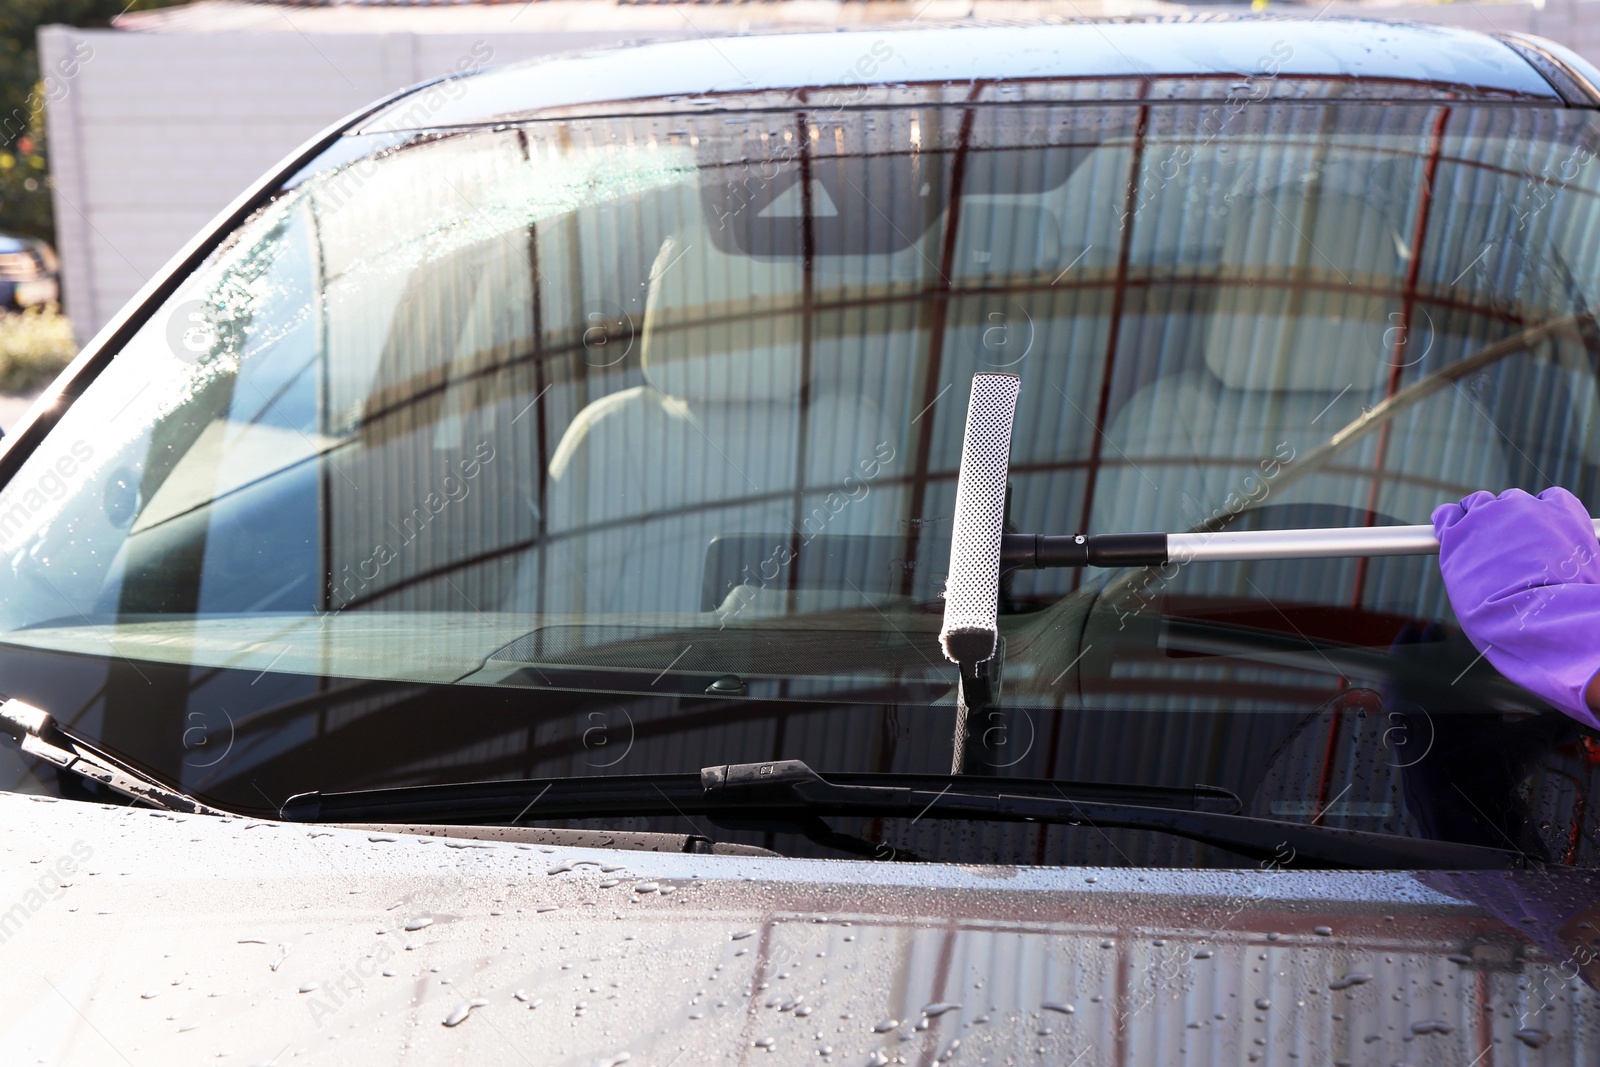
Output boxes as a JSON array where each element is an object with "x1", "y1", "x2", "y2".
[{"x1": 0, "y1": 792, "x2": 1594, "y2": 1065}]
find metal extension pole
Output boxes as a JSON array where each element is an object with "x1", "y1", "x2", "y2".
[{"x1": 1001, "y1": 518, "x2": 1600, "y2": 570}]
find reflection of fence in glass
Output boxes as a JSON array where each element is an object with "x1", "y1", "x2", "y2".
[
  {"x1": 715, "y1": 442, "x2": 896, "y2": 626},
  {"x1": 164, "y1": 88, "x2": 1600, "y2": 710},
  {"x1": 326, "y1": 441, "x2": 496, "y2": 612}
]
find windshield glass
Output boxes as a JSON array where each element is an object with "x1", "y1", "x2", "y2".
[{"x1": 2, "y1": 82, "x2": 1598, "y2": 866}]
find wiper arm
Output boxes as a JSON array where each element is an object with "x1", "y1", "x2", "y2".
[
  {"x1": 698, "y1": 761, "x2": 1522, "y2": 870},
  {"x1": 282, "y1": 759, "x2": 1523, "y2": 870},
  {"x1": 0, "y1": 697, "x2": 227, "y2": 816}
]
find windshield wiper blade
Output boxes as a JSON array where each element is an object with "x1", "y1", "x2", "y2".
[
  {"x1": 282, "y1": 759, "x2": 1523, "y2": 870},
  {"x1": 283, "y1": 768, "x2": 1237, "y2": 822},
  {"x1": 0, "y1": 697, "x2": 227, "y2": 816}
]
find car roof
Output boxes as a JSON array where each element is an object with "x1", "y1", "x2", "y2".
[{"x1": 357, "y1": 18, "x2": 1582, "y2": 133}]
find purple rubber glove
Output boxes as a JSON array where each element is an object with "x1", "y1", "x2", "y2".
[{"x1": 1432, "y1": 487, "x2": 1600, "y2": 730}]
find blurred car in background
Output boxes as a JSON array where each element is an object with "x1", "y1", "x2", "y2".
[{"x1": 0, "y1": 234, "x2": 58, "y2": 311}]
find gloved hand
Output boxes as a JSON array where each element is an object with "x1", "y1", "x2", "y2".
[{"x1": 1432, "y1": 487, "x2": 1600, "y2": 730}]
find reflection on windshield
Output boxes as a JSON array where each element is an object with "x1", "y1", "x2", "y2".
[{"x1": 0, "y1": 87, "x2": 1597, "y2": 864}]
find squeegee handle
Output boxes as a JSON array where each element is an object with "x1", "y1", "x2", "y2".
[{"x1": 1002, "y1": 518, "x2": 1600, "y2": 569}]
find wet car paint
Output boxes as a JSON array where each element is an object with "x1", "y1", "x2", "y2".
[{"x1": 1, "y1": 793, "x2": 1594, "y2": 1065}]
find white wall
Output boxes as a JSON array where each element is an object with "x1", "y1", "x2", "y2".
[
  {"x1": 1368, "y1": 0, "x2": 1600, "y2": 60},
  {"x1": 38, "y1": 26, "x2": 664, "y2": 344},
  {"x1": 38, "y1": 3, "x2": 1600, "y2": 345}
]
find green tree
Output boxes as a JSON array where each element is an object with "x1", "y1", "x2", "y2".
[{"x1": 0, "y1": 2, "x2": 190, "y2": 244}]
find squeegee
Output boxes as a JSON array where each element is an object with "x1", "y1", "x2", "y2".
[{"x1": 937, "y1": 371, "x2": 1600, "y2": 705}]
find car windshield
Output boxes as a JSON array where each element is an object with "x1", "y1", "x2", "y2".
[{"x1": 1, "y1": 76, "x2": 1598, "y2": 866}]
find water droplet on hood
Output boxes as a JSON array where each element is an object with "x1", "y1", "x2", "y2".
[
  {"x1": 753, "y1": 1036, "x2": 775, "y2": 1050},
  {"x1": 1041, "y1": 1002, "x2": 1075, "y2": 1014},
  {"x1": 922, "y1": 1002, "x2": 961, "y2": 1018},
  {"x1": 298, "y1": 982, "x2": 320, "y2": 994},
  {"x1": 403, "y1": 918, "x2": 433, "y2": 932},
  {"x1": 1328, "y1": 972, "x2": 1372, "y2": 991},
  {"x1": 1513, "y1": 1028, "x2": 1552, "y2": 1049},
  {"x1": 872, "y1": 1019, "x2": 899, "y2": 1033},
  {"x1": 731, "y1": 930, "x2": 756, "y2": 941},
  {"x1": 1254, "y1": 998, "x2": 1271, "y2": 1011},
  {"x1": 443, "y1": 998, "x2": 489, "y2": 1027},
  {"x1": 1409, "y1": 1020, "x2": 1453, "y2": 1036}
]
